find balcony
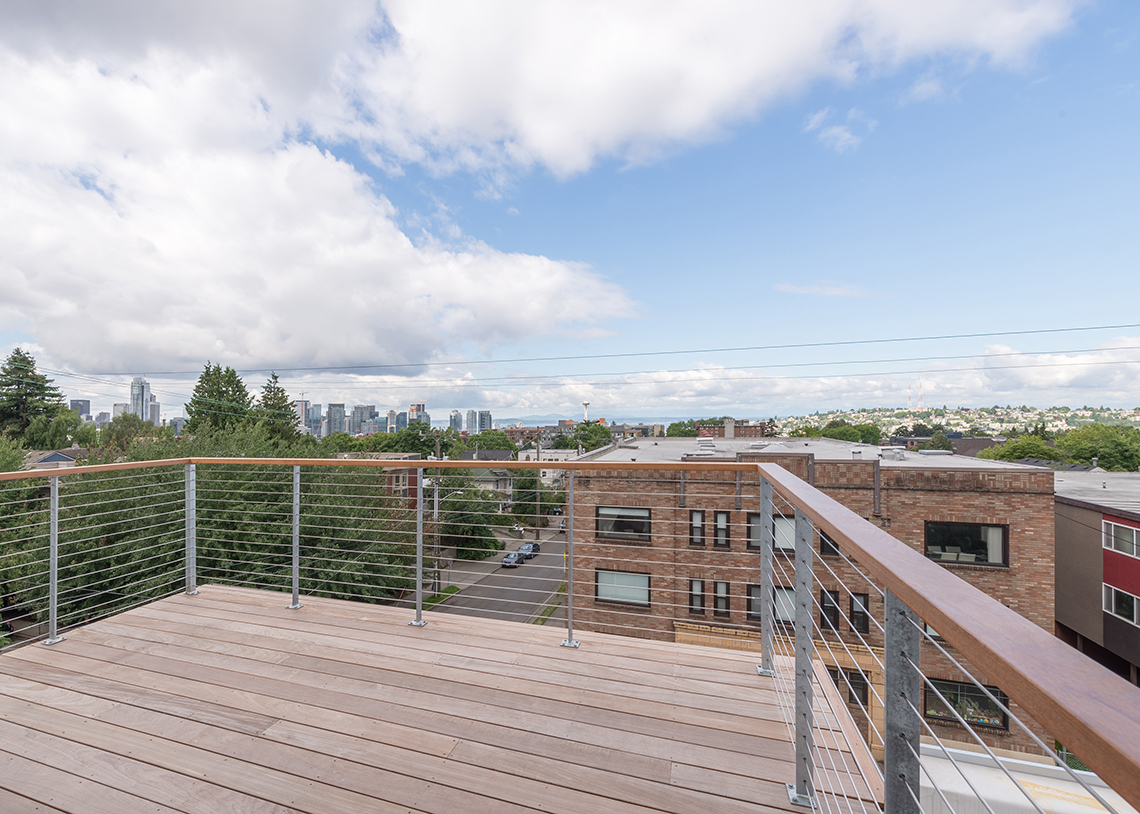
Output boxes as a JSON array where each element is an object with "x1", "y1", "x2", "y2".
[{"x1": 0, "y1": 458, "x2": 1137, "y2": 814}]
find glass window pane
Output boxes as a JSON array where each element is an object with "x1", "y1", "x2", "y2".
[
  {"x1": 597, "y1": 570, "x2": 649, "y2": 604},
  {"x1": 774, "y1": 516, "x2": 796, "y2": 550},
  {"x1": 597, "y1": 506, "x2": 650, "y2": 541},
  {"x1": 774, "y1": 587, "x2": 796, "y2": 622},
  {"x1": 1113, "y1": 525, "x2": 1136, "y2": 556},
  {"x1": 1113, "y1": 589, "x2": 1135, "y2": 622}
]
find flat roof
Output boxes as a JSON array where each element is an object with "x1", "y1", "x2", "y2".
[
  {"x1": 583, "y1": 436, "x2": 1037, "y2": 470},
  {"x1": 1054, "y1": 471, "x2": 1140, "y2": 516}
]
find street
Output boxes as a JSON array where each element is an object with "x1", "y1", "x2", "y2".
[{"x1": 432, "y1": 528, "x2": 567, "y2": 624}]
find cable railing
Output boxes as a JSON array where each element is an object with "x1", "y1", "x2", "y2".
[{"x1": 0, "y1": 456, "x2": 1137, "y2": 814}]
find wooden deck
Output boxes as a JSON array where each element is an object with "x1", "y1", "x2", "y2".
[{"x1": 0, "y1": 585, "x2": 880, "y2": 813}]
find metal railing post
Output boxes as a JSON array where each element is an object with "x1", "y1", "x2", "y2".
[
  {"x1": 410, "y1": 467, "x2": 427, "y2": 627},
  {"x1": 287, "y1": 465, "x2": 302, "y2": 609},
  {"x1": 885, "y1": 590, "x2": 921, "y2": 814},
  {"x1": 758, "y1": 478, "x2": 775, "y2": 677},
  {"x1": 185, "y1": 463, "x2": 198, "y2": 596},
  {"x1": 45, "y1": 475, "x2": 64, "y2": 645},
  {"x1": 789, "y1": 508, "x2": 815, "y2": 808},
  {"x1": 561, "y1": 471, "x2": 579, "y2": 648}
]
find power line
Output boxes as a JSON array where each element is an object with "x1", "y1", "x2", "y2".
[{"x1": 83, "y1": 322, "x2": 1140, "y2": 376}]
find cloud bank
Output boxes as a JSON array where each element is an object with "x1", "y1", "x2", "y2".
[{"x1": 0, "y1": 0, "x2": 1079, "y2": 381}]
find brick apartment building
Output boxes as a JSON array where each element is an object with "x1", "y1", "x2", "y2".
[
  {"x1": 695, "y1": 417, "x2": 769, "y2": 438},
  {"x1": 570, "y1": 437, "x2": 1055, "y2": 756}
]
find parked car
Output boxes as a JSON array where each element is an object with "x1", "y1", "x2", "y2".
[
  {"x1": 519, "y1": 542, "x2": 538, "y2": 559},
  {"x1": 502, "y1": 552, "x2": 523, "y2": 568},
  {"x1": 550, "y1": 508, "x2": 564, "y2": 516}
]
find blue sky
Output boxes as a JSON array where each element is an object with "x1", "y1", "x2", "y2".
[{"x1": 1, "y1": 1, "x2": 1138, "y2": 422}]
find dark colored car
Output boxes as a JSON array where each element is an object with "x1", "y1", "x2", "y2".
[
  {"x1": 519, "y1": 542, "x2": 538, "y2": 559},
  {"x1": 502, "y1": 552, "x2": 523, "y2": 567},
  {"x1": 550, "y1": 508, "x2": 563, "y2": 516}
]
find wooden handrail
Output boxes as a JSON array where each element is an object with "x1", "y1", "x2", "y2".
[
  {"x1": 0, "y1": 457, "x2": 760, "y2": 482},
  {"x1": 757, "y1": 462, "x2": 1140, "y2": 809}
]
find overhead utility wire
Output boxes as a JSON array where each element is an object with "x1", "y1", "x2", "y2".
[
  {"x1": 281, "y1": 344, "x2": 1140, "y2": 388},
  {"x1": 95, "y1": 322, "x2": 1140, "y2": 376}
]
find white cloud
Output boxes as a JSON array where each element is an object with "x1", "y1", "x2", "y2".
[
  {"x1": 816, "y1": 124, "x2": 862, "y2": 152},
  {"x1": 0, "y1": 51, "x2": 633, "y2": 374},
  {"x1": 0, "y1": 0, "x2": 1082, "y2": 381},
  {"x1": 331, "y1": 0, "x2": 1076, "y2": 177},
  {"x1": 803, "y1": 107, "x2": 832, "y2": 132},
  {"x1": 903, "y1": 75, "x2": 946, "y2": 103},
  {"x1": 773, "y1": 282, "x2": 873, "y2": 297}
]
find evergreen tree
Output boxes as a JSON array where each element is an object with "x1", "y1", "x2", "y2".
[
  {"x1": 254, "y1": 373, "x2": 300, "y2": 440},
  {"x1": 0, "y1": 348, "x2": 64, "y2": 440},
  {"x1": 184, "y1": 363, "x2": 252, "y2": 433},
  {"x1": 0, "y1": 433, "x2": 23, "y2": 472}
]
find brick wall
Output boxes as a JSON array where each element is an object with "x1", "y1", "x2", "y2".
[{"x1": 570, "y1": 460, "x2": 1056, "y2": 755}]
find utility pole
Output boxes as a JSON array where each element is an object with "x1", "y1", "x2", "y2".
[{"x1": 534, "y1": 436, "x2": 542, "y2": 541}]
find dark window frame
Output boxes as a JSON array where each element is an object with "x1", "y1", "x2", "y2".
[
  {"x1": 746, "y1": 512, "x2": 763, "y2": 551},
  {"x1": 924, "y1": 521, "x2": 1009, "y2": 567},
  {"x1": 713, "y1": 511, "x2": 731, "y2": 548},
  {"x1": 594, "y1": 569, "x2": 651, "y2": 606},
  {"x1": 820, "y1": 589, "x2": 841, "y2": 633},
  {"x1": 849, "y1": 593, "x2": 870, "y2": 635},
  {"x1": 819, "y1": 530, "x2": 839, "y2": 557},
  {"x1": 713, "y1": 581, "x2": 729, "y2": 617},
  {"x1": 595, "y1": 506, "x2": 652, "y2": 543},
  {"x1": 689, "y1": 578, "x2": 705, "y2": 614},
  {"x1": 924, "y1": 678, "x2": 1009, "y2": 731},
  {"x1": 747, "y1": 584, "x2": 795, "y2": 623},
  {"x1": 689, "y1": 510, "x2": 706, "y2": 547}
]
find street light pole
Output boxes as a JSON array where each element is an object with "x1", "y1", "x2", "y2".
[{"x1": 534, "y1": 437, "x2": 542, "y2": 541}]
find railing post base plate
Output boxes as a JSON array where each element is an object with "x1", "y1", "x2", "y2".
[
  {"x1": 756, "y1": 665, "x2": 775, "y2": 677},
  {"x1": 44, "y1": 637, "x2": 65, "y2": 646},
  {"x1": 408, "y1": 620, "x2": 428, "y2": 627},
  {"x1": 286, "y1": 603, "x2": 302, "y2": 610},
  {"x1": 560, "y1": 639, "x2": 580, "y2": 648},
  {"x1": 786, "y1": 785, "x2": 816, "y2": 809},
  {"x1": 185, "y1": 589, "x2": 199, "y2": 596}
]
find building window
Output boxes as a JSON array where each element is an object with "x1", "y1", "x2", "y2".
[
  {"x1": 827, "y1": 668, "x2": 870, "y2": 707},
  {"x1": 595, "y1": 570, "x2": 650, "y2": 605},
  {"x1": 688, "y1": 579, "x2": 705, "y2": 614},
  {"x1": 850, "y1": 593, "x2": 870, "y2": 635},
  {"x1": 820, "y1": 590, "x2": 841, "y2": 633},
  {"x1": 596, "y1": 506, "x2": 651, "y2": 542},
  {"x1": 819, "y1": 530, "x2": 839, "y2": 557},
  {"x1": 774, "y1": 515, "x2": 796, "y2": 551},
  {"x1": 925, "y1": 522, "x2": 1008, "y2": 566},
  {"x1": 746, "y1": 513, "x2": 763, "y2": 550},
  {"x1": 1104, "y1": 584, "x2": 1140, "y2": 626},
  {"x1": 714, "y1": 511, "x2": 730, "y2": 547},
  {"x1": 713, "y1": 581, "x2": 729, "y2": 616},
  {"x1": 924, "y1": 679, "x2": 1009, "y2": 730},
  {"x1": 1104, "y1": 521, "x2": 1138, "y2": 558},
  {"x1": 689, "y1": 511, "x2": 705, "y2": 547},
  {"x1": 747, "y1": 585, "x2": 795, "y2": 622}
]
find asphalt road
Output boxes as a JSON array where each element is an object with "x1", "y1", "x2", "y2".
[{"x1": 433, "y1": 531, "x2": 567, "y2": 624}]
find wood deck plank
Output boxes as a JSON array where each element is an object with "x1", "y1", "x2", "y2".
[{"x1": 0, "y1": 586, "x2": 880, "y2": 814}]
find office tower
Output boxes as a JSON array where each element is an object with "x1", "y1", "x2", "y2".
[
  {"x1": 307, "y1": 404, "x2": 322, "y2": 435},
  {"x1": 466, "y1": 410, "x2": 477, "y2": 433},
  {"x1": 396, "y1": 411, "x2": 408, "y2": 432},
  {"x1": 413, "y1": 412, "x2": 431, "y2": 427},
  {"x1": 171, "y1": 416, "x2": 186, "y2": 436},
  {"x1": 326, "y1": 404, "x2": 346, "y2": 435},
  {"x1": 386, "y1": 410, "x2": 397, "y2": 433},
  {"x1": 94, "y1": 412, "x2": 111, "y2": 428},
  {"x1": 129, "y1": 377, "x2": 151, "y2": 421},
  {"x1": 149, "y1": 399, "x2": 160, "y2": 426},
  {"x1": 112, "y1": 403, "x2": 128, "y2": 418},
  {"x1": 293, "y1": 400, "x2": 310, "y2": 434},
  {"x1": 450, "y1": 410, "x2": 462, "y2": 431},
  {"x1": 350, "y1": 405, "x2": 377, "y2": 435},
  {"x1": 70, "y1": 399, "x2": 91, "y2": 418},
  {"x1": 478, "y1": 410, "x2": 492, "y2": 432}
]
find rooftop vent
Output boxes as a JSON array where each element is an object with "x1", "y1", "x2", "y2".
[
  {"x1": 852, "y1": 450, "x2": 862, "y2": 459},
  {"x1": 918, "y1": 449, "x2": 953, "y2": 456}
]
